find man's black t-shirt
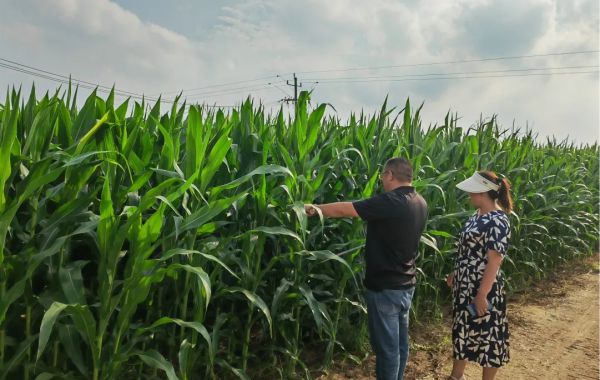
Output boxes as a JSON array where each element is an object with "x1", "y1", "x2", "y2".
[{"x1": 352, "y1": 186, "x2": 428, "y2": 290}]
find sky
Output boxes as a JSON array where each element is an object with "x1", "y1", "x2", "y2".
[{"x1": 0, "y1": 0, "x2": 598, "y2": 144}]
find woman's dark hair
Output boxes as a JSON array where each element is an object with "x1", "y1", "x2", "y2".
[{"x1": 478, "y1": 171, "x2": 513, "y2": 213}]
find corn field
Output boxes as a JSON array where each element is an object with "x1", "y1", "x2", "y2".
[{"x1": 0, "y1": 86, "x2": 597, "y2": 379}]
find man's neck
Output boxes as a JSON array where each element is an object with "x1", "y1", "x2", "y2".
[{"x1": 388, "y1": 182, "x2": 412, "y2": 191}]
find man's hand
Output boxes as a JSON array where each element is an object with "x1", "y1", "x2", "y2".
[
  {"x1": 304, "y1": 204, "x2": 319, "y2": 217},
  {"x1": 446, "y1": 273, "x2": 454, "y2": 288}
]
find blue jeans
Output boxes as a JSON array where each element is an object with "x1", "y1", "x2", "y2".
[{"x1": 365, "y1": 287, "x2": 415, "y2": 380}]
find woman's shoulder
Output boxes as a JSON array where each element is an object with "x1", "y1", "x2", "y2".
[{"x1": 485, "y1": 210, "x2": 510, "y2": 229}]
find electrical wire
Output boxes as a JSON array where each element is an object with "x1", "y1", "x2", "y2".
[{"x1": 293, "y1": 50, "x2": 600, "y2": 75}]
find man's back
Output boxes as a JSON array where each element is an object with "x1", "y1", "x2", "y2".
[{"x1": 353, "y1": 186, "x2": 428, "y2": 290}]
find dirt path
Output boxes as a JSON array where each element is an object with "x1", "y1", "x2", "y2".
[
  {"x1": 319, "y1": 257, "x2": 599, "y2": 380},
  {"x1": 427, "y1": 262, "x2": 600, "y2": 380}
]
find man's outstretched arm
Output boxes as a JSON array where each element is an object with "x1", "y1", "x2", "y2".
[{"x1": 304, "y1": 202, "x2": 359, "y2": 218}]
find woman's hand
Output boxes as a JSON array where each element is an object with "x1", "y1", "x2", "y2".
[
  {"x1": 446, "y1": 273, "x2": 454, "y2": 288},
  {"x1": 473, "y1": 294, "x2": 489, "y2": 316}
]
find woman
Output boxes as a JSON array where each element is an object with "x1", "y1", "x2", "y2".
[{"x1": 446, "y1": 171, "x2": 513, "y2": 380}]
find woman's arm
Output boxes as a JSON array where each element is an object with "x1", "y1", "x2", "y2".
[{"x1": 473, "y1": 250, "x2": 503, "y2": 315}]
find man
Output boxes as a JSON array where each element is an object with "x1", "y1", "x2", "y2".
[{"x1": 304, "y1": 157, "x2": 428, "y2": 380}]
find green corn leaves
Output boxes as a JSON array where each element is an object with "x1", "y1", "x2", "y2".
[{"x1": 0, "y1": 86, "x2": 596, "y2": 379}]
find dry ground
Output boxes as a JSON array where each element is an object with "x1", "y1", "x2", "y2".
[{"x1": 316, "y1": 255, "x2": 599, "y2": 380}]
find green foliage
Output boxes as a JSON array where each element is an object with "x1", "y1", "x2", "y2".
[{"x1": 0, "y1": 86, "x2": 597, "y2": 379}]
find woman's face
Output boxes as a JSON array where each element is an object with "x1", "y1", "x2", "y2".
[
  {"x1": 468, "y1": 192, "x2": 483, "y2": 208},
  {"x1": 469, "y1": 192, "x2": 495, "y2": 209}
]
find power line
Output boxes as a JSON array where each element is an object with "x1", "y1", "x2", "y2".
[
  {"x1": 161, "y1": 74, "x2": 280, "y2": 95},
  {"x1": 179, "y1": 75, "x2": 303, "y2": 100},
  {"x1": 0, "y1": 58, "x2": 152, "y2": 99},
  {"x1": 0, "y1": 57, "x2": 270, "y2": 108},
  {"x1": 161, "y1": 74, "x2": 295, "y2": 96},
  {"x1": 183, "y1": 84, "x2": 276, "y2": 100},
  {"x1": 304, "y1": 65, "x2": 600, "y2": 82},
  {"x1": 180, "y1": 82, "x2": 273, "y2": 98},
  {"x1": 305, "y1": 69, "x2": 599, "y2": 85},
  {"x1": 0, "y1": 59, "x2": 241, "y2": 108},
  {"x1": 178, "y1": 68, "x2": 599, "y2": 102},
  {"x1": 264, "y1": 99, "x2": 283, "y2": 106},
  {"x1": 0, "y1": 62, "x2": 163, "y2": 103},
  {"x1": 293, "y1": 50, "x2": 600, "y2": 75},
  {"x1": 163, "y1": 50, "x2": 599, "y2": 95},
  {"x1": 189, "y1": 102, "x2": 237, "y2": 108},
  {"x1": 0, "y1": 60, "x2": 176, "y2": 105},
  {"x1": 3, "y1": 52, "x2": 598, "y2": 109},
  {"x1": 0, "y1": 62, "x2": 114, "y2": 93},
  {"x1": 267, "y1": 81, "x2": 292, "y2": 98}
]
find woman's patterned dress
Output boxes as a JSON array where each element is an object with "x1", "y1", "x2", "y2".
[{"x1": 452, "y1": 210, "x2": 511, "y2": 367}]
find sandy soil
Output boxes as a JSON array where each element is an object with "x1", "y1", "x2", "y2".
[{"x1": 316, "y1": 255, "x2": 599, "y2": 380}]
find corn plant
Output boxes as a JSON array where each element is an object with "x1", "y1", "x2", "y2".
[{"x1": 0, "y1": 85, "x2": 597, "y2": 379}]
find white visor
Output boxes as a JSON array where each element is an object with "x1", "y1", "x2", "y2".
[{"x1": 456, "y1": 172, "x2": 500, "y2": 193}]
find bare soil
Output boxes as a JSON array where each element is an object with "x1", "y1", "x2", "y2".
[{"x1": 316, "y1": 255, "x2": 600, "y2": 380}]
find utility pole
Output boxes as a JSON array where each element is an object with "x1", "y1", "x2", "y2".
[{"x1": 283, "y1": 73, "x2": 302, "y2": 103}]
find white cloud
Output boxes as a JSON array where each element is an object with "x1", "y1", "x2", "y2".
[
  {"x1": 420, "y1": 71, "x2": 598, "y2": 142},
  {"x1": 0, "y1": 0, "x2": 597, "y2": 143},
  {"x1": 0, "y1": 0, "x2": 205, "y2": 95}
]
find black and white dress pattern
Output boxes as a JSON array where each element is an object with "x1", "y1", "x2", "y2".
[{"x1": 452, "y1": 210, "x2": 510, "y2": 367}]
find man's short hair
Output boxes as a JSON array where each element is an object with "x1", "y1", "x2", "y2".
[{"x1": 384, "y1": 157, "x2": 413, "y2": 182}]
